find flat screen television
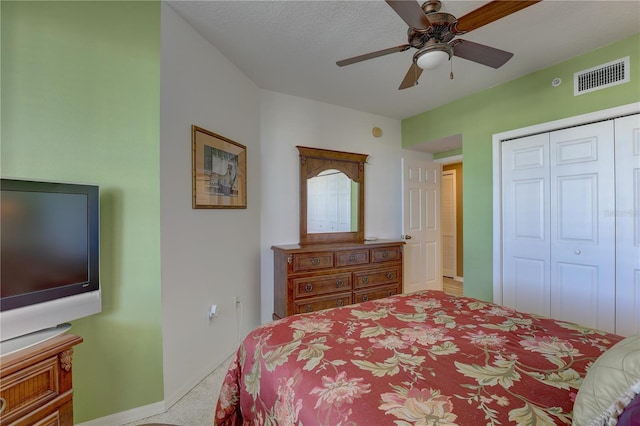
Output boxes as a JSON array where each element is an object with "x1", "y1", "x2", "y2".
[{"x1": 0, "y1": 178, "x2": 101, "y2": 351}]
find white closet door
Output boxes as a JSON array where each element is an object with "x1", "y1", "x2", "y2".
[
  {"x1": 550, "y1": 121, "x2": 616, "y2": 333},
  {"x1": 442, "y1": 170, "x2": 456, "y2": 278},
  {"x1": 502, "y1": 133, "x2": 551, "y2": 316},
  {"x1": 615, "y1": 114, "x2": 640, "y2": 336}
]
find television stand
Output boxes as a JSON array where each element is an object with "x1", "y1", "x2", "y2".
[
  {"x1": 0, "y1": 332, "x2": 82, "y2": 425},
  {"x1": 0, "y1": 323, "x2": 72, "y2": 357}
]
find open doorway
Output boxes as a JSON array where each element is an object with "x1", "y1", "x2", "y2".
[
  {"x1": 404, "y1": 134, "x2": 463, "y2": 296},
  {"x1": 442, "y1": 162, "x2": 463, "y2": 296}
]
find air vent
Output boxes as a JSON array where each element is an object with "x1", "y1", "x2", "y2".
[{"x1": 574, "y1": 57, "x2": 629, "y2": 96}]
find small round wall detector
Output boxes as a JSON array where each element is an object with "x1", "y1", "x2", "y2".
[
  {"x1": 551, "y1": 78, "x2": 562, "y2": 87},
  {"x1": 372, "y1": 127, "x2": 383, "y2": 138}
]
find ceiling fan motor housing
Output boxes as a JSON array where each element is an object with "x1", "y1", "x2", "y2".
[{"x1": 421, "y1": 0, "x2": 442, "y2": 14}]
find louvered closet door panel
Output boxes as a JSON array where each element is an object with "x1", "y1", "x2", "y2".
[
  {"x1": 550, "y1": 121, "x2": 616, "y2": 333},
  {"x1": 502, "y1": 133, "x2": 551, "y2": 316},
  {"x1": 615, "y1": 114, "x2": 640, "y2": 336}
]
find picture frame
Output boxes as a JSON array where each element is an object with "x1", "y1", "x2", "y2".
[{"x1": 192, "y1": 125, "x2": 247, "y2": 209}]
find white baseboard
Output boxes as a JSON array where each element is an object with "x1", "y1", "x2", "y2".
[{"x1": 75, "y1": 401, "x2": 166, "y2": 426}]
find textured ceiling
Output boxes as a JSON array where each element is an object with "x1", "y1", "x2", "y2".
[{"x1": 167, "y1": 1, "x2": 639, "y2": 127}]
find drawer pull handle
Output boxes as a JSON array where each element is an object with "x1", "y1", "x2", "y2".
[
  {"x1": 362, "y1": 295, "x2": 369, "y2": 302},
  {"x1": 305, "y1": 283, "x2": 313, "y2": 292},
  {"x1": 382, "y1": 251, "x2": 389, "y2": 258},
  {"x1": 349, "y1": 254, "x2": 356, "y2": 262},
  {"x1": 0, "y1": 397, "x2": 5, "y2": 415},
  {"x1": 305, "y1": 305, "x2": 313, "y2": 313},
  {"x1": 362, "y1": 276, "x2": 368, "y2": 284},
  {"x1": 387, "y1": 290, "x2": 395, "y2": 297},
  {"x1": 336, "y1": 280, "x2": 344, "y2": 288},
  {"x1": 311, "y1": 257, "x2": 320, "y2": 265},
  {"x1": 387, "y1": 272, "x2": 394, "y2": 280},
  {"x1": 337, "y1": 300, "x2": 344, "y2": 307}
]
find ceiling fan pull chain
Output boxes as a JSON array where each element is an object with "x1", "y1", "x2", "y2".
[{"x1": 450, "y1": 58, "x2": 454, "y2": 80}]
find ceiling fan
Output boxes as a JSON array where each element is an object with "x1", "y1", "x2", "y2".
[{"x1": 336, "y1": 0, "x2": 540, "y2": 89}]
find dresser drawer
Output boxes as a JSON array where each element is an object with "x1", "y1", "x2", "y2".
[
  {"x1": 354, "y1": 267, "x2": 400, "y2": 288},
  {"x1": 292, "y1": 252, "x2": 334, "y2": 272},
  {"x1": 354, "y1": 284, "x2": 399, "y2": 304},
  {"x1": 293, "y1": 273, "x2": 352, "y2": 298},
  {"x1": 0, "y1": 356, "x2": 59, "y2": 421},
  {"x1": 370, "y1": 246, "x2": 401, "y2": 263},
  {"x1": 335, "y1": 249, "x2": 369, "y2": 267},
  {"x1": 294, "y1": 293, "x2": 352, "y2": 314}
]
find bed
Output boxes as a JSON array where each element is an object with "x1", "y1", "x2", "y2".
[{"x1": 215, "y1": 290, "x2": 639, "y2": 425}]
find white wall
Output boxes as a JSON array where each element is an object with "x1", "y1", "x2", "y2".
[
  {"x1": 259, "y1": 91, "x2": 407, "y2": 324},
  {"x1": 160, "y1": 3, "x2": 262, "y2": 406}
]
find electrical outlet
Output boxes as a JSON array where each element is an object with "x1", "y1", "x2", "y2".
[{"x1": 209, "y1": 304, "x2": 219, "y2": 320}]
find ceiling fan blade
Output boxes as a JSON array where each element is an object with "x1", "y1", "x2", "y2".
[
  {"x1": 399, "y1": 62, "x2": 423, "y2": 90},
  {"x1": 386, "y1": 0, "x2": 430, "y2": 30},
  {"x1": 452, "y1": 39, "x2": 513, "y2": 68},
  {"x1": 337, "y1": 44, "x2": 411, "y2": 67},
  {"x1": 456, "y1": 1, "x2": 540, "y2": 33}
]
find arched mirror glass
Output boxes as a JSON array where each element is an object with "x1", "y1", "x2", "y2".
[
  {"x1": 298, "y1": 146, "x2": 368, "y2": 244},
  {"x1": 307, "y1": 169, "x2": 359, "y2": 234}
]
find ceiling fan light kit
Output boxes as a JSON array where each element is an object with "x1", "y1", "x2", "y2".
[
  {"x1": 336, "y1": 0, "x2": 541, "y2": 90},
  {"x1": 414, "y1": 42, "x2": 452, "y2": 70}
]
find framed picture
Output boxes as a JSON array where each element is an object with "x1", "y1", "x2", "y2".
[{"x1": 192, "y1": 125, "x2": 247, "y2": 209}]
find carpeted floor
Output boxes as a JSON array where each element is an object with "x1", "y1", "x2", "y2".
[{"x1": 122, "y1": 356, "x2": 232, "y2": 426}]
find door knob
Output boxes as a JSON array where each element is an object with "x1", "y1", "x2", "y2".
[{"x1": 403, "y1": 235, "x2": 412, "y2": 240}]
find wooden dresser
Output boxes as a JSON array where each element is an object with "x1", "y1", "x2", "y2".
[
  {"x1": 272, "y1": 240, "x2": 404, "y2": 319},
  {"x1": 0, "y1": 334, "x2": 83, "y2": 426}
]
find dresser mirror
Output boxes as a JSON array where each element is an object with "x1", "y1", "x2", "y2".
[{"x1": 297, "y1": 146, "x2": 368, "y2": 244}]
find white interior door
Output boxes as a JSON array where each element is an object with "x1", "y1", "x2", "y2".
[
  {"x1": 442, "y1": 170, "x2": 456, "y2": 278},
  {"x1": 549, "y1": 121, "x2": 615, "y2": 332},
  {"x1": 615, "y1": 113, "x2": 640, "y2": 336},
  {"x1": 402, "y1": 157, "x2": 442, "y2": 293},
  {"x1": 501, "y1": 133, "x2": 551, "y2": 316}
]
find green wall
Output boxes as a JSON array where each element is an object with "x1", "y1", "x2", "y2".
[
  {"x1": 1, "y1": 1, "x2": 163, "y2": 422},
  {"x1": 403, "y1": 33, "x2": 640, "y2": 301}
]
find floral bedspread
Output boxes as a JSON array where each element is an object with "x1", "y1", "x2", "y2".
[{"x1": 215, "y1": 291, "x2": 621, "y2": 425}]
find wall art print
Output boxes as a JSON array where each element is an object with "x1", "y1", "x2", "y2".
[{"x1": 192, "y1": 125, "x2": 246, "y2": 209}]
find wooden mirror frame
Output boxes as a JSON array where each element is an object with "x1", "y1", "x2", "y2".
[{"x1": 297, "y1": 146, "x2": 368, "y2": 244}]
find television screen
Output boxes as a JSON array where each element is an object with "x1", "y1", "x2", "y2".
[
  {"x1": 2, "y1": 190, "x2": 91, "y2": 307},
  {"x1": 0, "y1": 179, "x2": 100, "y2": 333}
]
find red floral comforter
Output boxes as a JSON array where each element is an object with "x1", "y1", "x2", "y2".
[{"x1": 215, "y1": 291, "x2": 621, "y2": 425}]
